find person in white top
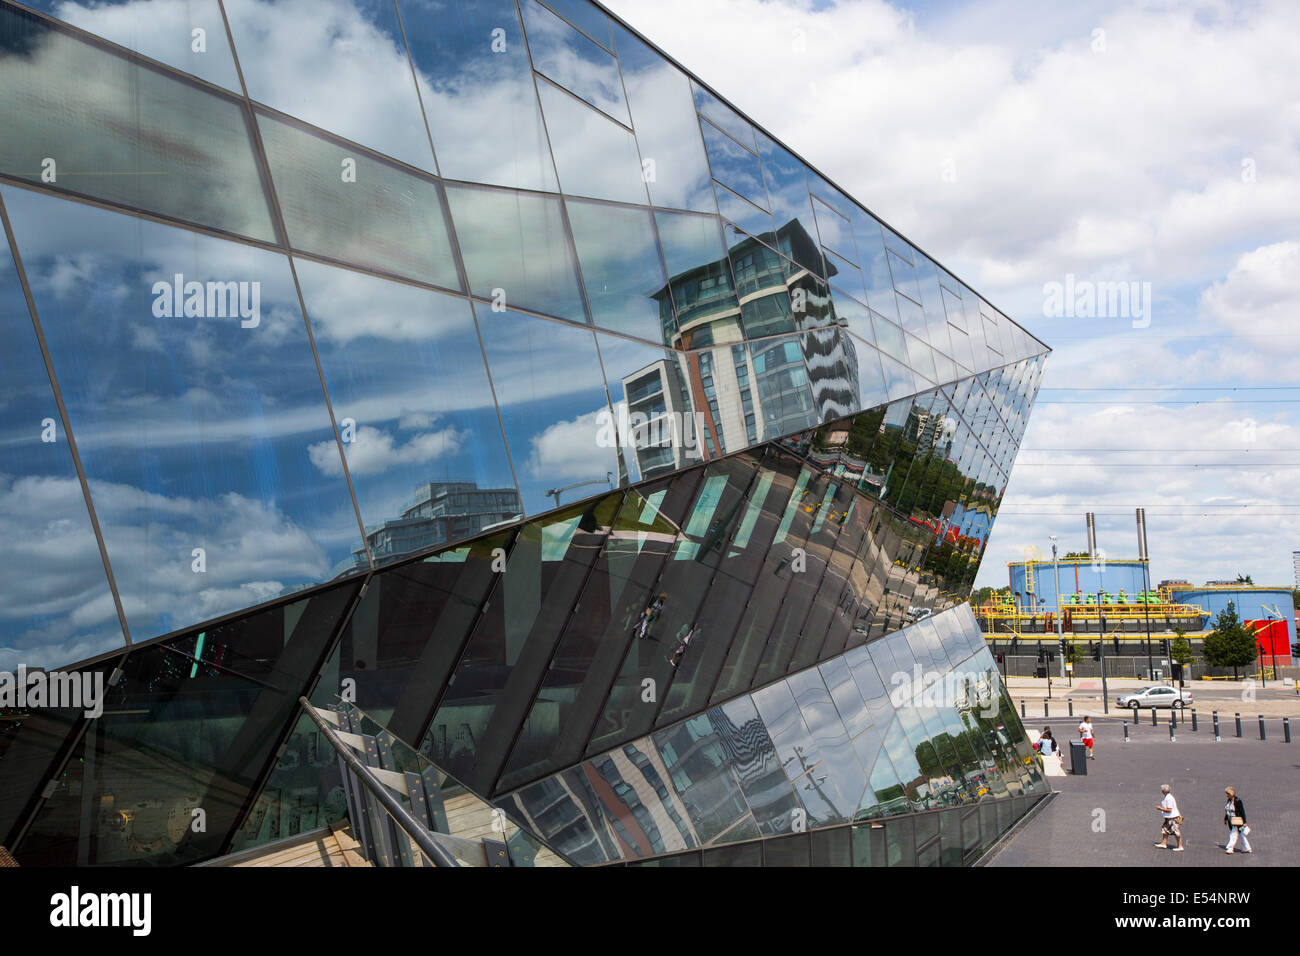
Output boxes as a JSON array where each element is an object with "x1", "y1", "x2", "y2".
[
  {"x1": 1223, "y1": 786, "x2": 1252, "y2": 854},
  {"x1": 1155, "y1": 784, "x2": 1183, "y2": 851},
  {"x1": 1078, "y1": 716, "x2": 1095, "y2": 759}
]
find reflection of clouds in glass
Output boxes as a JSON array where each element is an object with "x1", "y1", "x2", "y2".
[
  {"x1": 520, "y1": 0, "x2": 628, "y2": 125},
  {"x1": 537, "y1": 79, "x2": 647, "y2": 205},
  {"x1": 0, "y1": 12, "x2": 274, "y2": 240},
  {"x1": 223, "y1": 0, "x2": 435, "y2": 170},
  {"x1": 527, "y1": 408, "x2": 613, "y2": 481},
  {"x1": 36, "y1": 0, "x2": 242, "y2": 89},
  {"x1": 308, "y1": 424, "x2": 467, "y2": 477},
  {"x1": 400, "y1": 0, "x2": 558, "y2": 191},
  {"x1": 0, "y1": 474, "x2": 123, "y2": 671}
]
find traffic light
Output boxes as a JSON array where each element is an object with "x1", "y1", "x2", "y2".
[
  {"x1": 1091, "y1": 641, "x2": 1100, "y2": 662},
  {"x1": 995, "y1": 653, "x2": 1005, "y2": 664}
]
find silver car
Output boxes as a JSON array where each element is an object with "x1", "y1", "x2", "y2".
[{"x1": 1117, "y1": 685, "x2": 1193, "y2": 710}]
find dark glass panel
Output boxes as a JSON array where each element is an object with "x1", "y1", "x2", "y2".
[
  {"x1": 19, "y1": 0, "x2": 241, "y2": 89},
  {"x1": 567, "y1": 201, "x2": 668, "y2": 342},
  {"x1": 223, "y1": 0, "x2": 434, "y2": 170},
  {"x1": 476, "y1": 305, "x2": 619, "y2": 516},
  {"x1": 763, "y1": 832, "x2": 810, "y2": 866},
  {"x1": 258, "y1": 114, "x2": 460, "y2": 289},
  {"x1": 3, "y1": 188, "x2": 364, "y2": 640},
  {"x1": 296, "y1": 260, "x2": 517, "y2": 568},
  {"x1": 0, "y1": 221, "x2": 123, "y2": 669},
  {"x1": 496, "y1": 476, "x2": 698, "y2": 791},
  {"x1": 520, "y1": 0, "x2": 628, "y2": 125},
  {"x1": 851, "y1": 820, "x2": 884, "y2": 866},
  {"x1": 399, "y1": 0, "x2": 557, "y2": 191},
  {"x1": 0, "y1": 6, "x2": 275, "y2": 241},
  {"x1": 702, "y1": 840, "x2": 762, "y2": 867},
  {"x1": 445, "y1": 184, "x2": 586, "y2": 323},
  {"x1": 587, "y1": 457, "x2": 755, "y2": 755},
  {"x1": 810, "y1": 825, "x2": 851, "y2": 866},
  {"x1": 658, "y1": 449, "x2": 784, "y2": 724},
  {"x1": 537, "y1": 79, "x2": 648, "y2": 204},
  {"x1": 612, "y1": 25, "x2": 714, "y2": 212},
  {"x1": 12, "y1": 582, "x2": 357, "y2": 864}
]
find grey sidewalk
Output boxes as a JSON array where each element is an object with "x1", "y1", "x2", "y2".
[{"x1": 988, "y1": 722, "x2": 1299, "y2": 867}]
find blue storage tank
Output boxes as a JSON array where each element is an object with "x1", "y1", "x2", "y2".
[{"x1": 1007, "y1": 558, "x2": 1149, "y2": 613}]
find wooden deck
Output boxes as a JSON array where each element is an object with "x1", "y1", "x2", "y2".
[{"x1": 203, "y1": 824, "x2": 369, "y2": 868}]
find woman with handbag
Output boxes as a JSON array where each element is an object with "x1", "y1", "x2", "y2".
[
  {"x1": 1224, "y1": 786, "x2": 1253, "y2": 854},
  {"x1": 1154, "y1": 784, "x2": 1184, "y2": 851}
]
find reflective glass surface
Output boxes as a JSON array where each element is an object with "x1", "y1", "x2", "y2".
[
  {"x1": 400, "y1": 0, "x2": 559, "y2": 191},
  {"x1": 445, "y1": 184, "x2": 586, "y2": 322},
  {"x1": 295, "y1": 259, "x2": 517, "y2": 567},
  {"x1": 520, "y1": 0, "x2": 628, "y2": 125},
  {"x1": 476, "y1": 305, "x2": 618, "y2": 516},
  {"x1": 0, "y1": 224, "x2": 123, "y2": 669},
  {"x1": 537, "y1": 79, "x2": 648, "y2": 205},
  {"x1": 223, "y1": 0, "x2": 435, "y2": 171},
  {"x1": 0, "y1": 4, "x2": 275, "y2": 241},
  {"x1": 18, "y1": 0, "x2": 242, "y2": 90},
  {"x1": 566, "y1": 201, "x2": 667, "y2": 342},
  {"x1": 258, "y1": 113, "x2": 460, "y2": 289},
  {"x1": 3, "y1": 187, "x2": 364, "y2": 639}
]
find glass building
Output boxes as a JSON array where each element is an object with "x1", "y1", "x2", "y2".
[{"x1": 0, "y1": 0, "x2": 1049, "y2": 866}]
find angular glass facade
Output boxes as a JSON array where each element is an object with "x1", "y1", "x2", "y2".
[{"x1": 0, "y1": 0, "x2": 1048, "y2": 866}]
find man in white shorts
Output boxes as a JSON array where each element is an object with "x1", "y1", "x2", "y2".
[{"x1": 1155, "y1": 784, "x2": 1183, "y2": 851}]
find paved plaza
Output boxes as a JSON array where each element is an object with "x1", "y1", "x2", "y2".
[{"x1": 988, "y1": 717, "x2": 1299, "y2": 866}]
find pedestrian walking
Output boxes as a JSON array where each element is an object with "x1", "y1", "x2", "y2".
[
  {"x1": 1154, "y1": 784, "x2": 1184, "y2": 851},
  {"x1": 1078, "y1": 715, "x2": 1095, "y2": 759},
  {"x1": 1223, "y1": 786, "x2": 1253, "y2": 854}
]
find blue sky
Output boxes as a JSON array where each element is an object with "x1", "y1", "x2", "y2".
[{"x1": 608, "y1": 0, "x2": 1300, "y2": 589}]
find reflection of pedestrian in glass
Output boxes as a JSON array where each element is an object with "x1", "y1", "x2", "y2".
[
  {"x1": 667, "y1": 626, "x2": 695, "y2": 668},
  {"x1": 635, "y1": 593, "x2": 668, "y2": 641}
]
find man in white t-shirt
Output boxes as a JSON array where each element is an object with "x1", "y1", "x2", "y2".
[
  {"x1": 1078, "y1": 716, "x2": 1095, "y2": 759},
  {"x1": 1155, "y1": 784, "x2": 1183, "y2": 851}
]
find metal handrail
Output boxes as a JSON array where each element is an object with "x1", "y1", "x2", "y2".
[{"x1": 298, "y1": 697, "x2": 460, "y2": 868}]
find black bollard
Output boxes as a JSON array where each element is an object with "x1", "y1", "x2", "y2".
[
  {"x1": 1285, "y1": 717, "x2": 1292, "y2": 744},
  {"x1": 1169, "y1": 712, "x2": 1175, "y2": 741},
  {"x1": 1044, "y1": 699, "x2": 1049, "y2": 718},
  {"x1": 1213, "y1": 711, "x2": 1220, "y2": 741},
  {"x1": 1123, "y1": 721, "x2": 1129, "y2": 743},
  {"x1": 1068, "y1": 698, "x2": 1074, "y2": 716},
  {"x1": 1259, "y1": 715, "x2": 1265, "y2": 741},
  {"x1": 1235, "y1": 713, "x2": 1242, "y2": 738},
  {"x1": 1191, "y1": 709, "x2": 1198, "y2": 732},
  {"x1": 1021, "y1": 700, "x2": 1026, "y2": 718},
  {"x1": 1171, "y1": 707, "x2": 1177, "y2": 729},
  {"x1": 1151, "y1": 707, "x2": 1157, "y2": 726}
]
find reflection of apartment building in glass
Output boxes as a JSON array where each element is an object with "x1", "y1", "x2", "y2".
[
  {"x1": 0, "y1": 0, "x2": 1049, "y2": 868},
  {"x1": 355, "y1": 480, "x2": 523, "y2": 566}
]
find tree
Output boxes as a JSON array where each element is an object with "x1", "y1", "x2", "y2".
[
  {"x1": 1201, "y1": 602, "x2": 1258, "y2": 678},
  {"x1": 1235, "y1": 574, "x2": 1254, "y2": 585},
  {"x1": 1169, "y1": 631, "x2": 1194, "y2": 666},
  {"x1": 1291, "y1": 588, "x2": 1299, "y2": 609}
]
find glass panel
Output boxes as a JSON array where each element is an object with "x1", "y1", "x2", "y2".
[
  {"x1": 0, "y1": 227, "x2": 123, "y2": 669},
  {"x1": 476, "y1": 305, "x2": 618, "y2": 516},
  {"x1": 841, "y1": 334, "x2": 889, "y2": 413},
  {"x1": 691, "y1": 83, "x2": 755, "y2": 151},
  {"x1": 810, "y1": 826, "x2": 851, "y2": 866},
  {"x1": 748, "y1": 335, "x2": 817, "y2": 439},
  {"x1": 802, "y1": 327, "x2": 861, "y2": 423},
  {"x1": 423, "y1": 499, "x2": 614, "y2": 793},
  {"x1": 445, "y1": 184, "x2": 586, "y2": 322},
  {"x1": 879, "y1": 352, "x2": 918, "y2": 402},
  {"x1": 754, "y1": 131, "x2": 823, "y2": 278},
  {"x1": 713, "y1": 182, "x2": 775, "y2": 240},
  {"x1": 258, "y1": 113, "x2": 460, "y2": 289},
  {"x1": 520, "y1": 0, "x2": 629, "y2": 125},
  {"x1": 853, "y1": 209, "x2": 898, "y2": 320},
  {"x1": 294, "y1": 259, "x2": 517, "y2": 566},
  {"x1": 702, "y1": 841, "x2": 762, "y2": 867},
  {"x1": 223, "y1": 0, "x2": 434, "y2": 170},
  {"x1": 12, "y1": 582, "x2": 358, "y2": 865},
  {"x1": 653, "y1": 210, "x2": 741, "y2": 349},
  {"x1": 587, "y1": 457, "x2": 754, "y2": 755},
  {"x1": 711, "y1": 695, "x2": 801, "y2": 837},
  {"x1": 537, "y1": 80, "x2": 648, "y2": 204},
  {"x1": 565, "y1": 201, "x2": 669, "y2": 342},
  {"x1": 763, "y1": 833, "x2": 810, "y2": 866},
  {"x1": 612, "y1": 24, "x2": 714, "y2": 212},
  {"x1": 699, "y1": 120, "x2": 769, "y2": 212},
  {"x1": 20, "y1": 0, "x2": 241, "y2": 89},
  {"x1": 3, "y1": 187, "x2": 364, "y2": 640},
  {"x1": 0, "y1": 5, "x2": 276, "y2": 241},
  {"x1": 597, "y1": 333, "x2": 705, "y2": 483},
  {"x1": 494, "y1": 476, "x2": 697, "y2": 791},
  {"x1": 539, "y1": 0, "x2": 611, "y2": 49},
  {"x1": 399, "y1": 0, "x2": 557, "y2": 191}
]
